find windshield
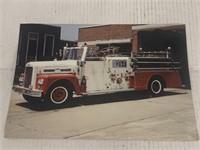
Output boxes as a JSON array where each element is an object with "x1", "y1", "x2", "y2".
[{"x1": 62, "y1": 48, "x2": 84, "y2": 60}]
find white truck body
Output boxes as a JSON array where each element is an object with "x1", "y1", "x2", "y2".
[{"x1": 13, "y1": 46, "x2": 182, "y2": 106}]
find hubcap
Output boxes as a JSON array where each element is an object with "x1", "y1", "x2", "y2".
[
  {"x1": 151, "y1": 80, "x2": 162, "y2": 94},
  {"x1": 50, "y1": 86, "x2": 68, "y2": 104}
]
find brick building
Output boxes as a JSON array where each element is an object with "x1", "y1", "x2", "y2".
[
  {"x1": 78, "y1": 25, "x2": 137, "y2": 55},
  {"x1": 78, "y1": 24, "x2": 190, "y2": 88},
  {"x1": 78, "y1": 24, "x2": 185, "y2": 54}
]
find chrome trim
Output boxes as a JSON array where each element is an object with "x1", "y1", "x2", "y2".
[
  {"x1": 23, "y1": 67, "x2": 33, "y2": 88},
  {"x1": 13, "y1": 85, "x2": 42, "y2": 97}
]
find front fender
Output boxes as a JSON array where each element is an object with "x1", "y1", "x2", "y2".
[{"x1": 35, "y1": 74, "x2": 81, "y2": 95}]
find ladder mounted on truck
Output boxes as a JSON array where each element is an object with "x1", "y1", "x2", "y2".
[{"x1": 131, "y1": 47, "x2": 181, "y2": 71}]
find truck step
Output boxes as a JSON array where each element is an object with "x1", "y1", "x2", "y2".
[{"x1": 82, "y1": 88, "x2": 135, "y2": 96}]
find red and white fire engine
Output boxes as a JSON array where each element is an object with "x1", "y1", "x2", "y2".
[{"x1": 13, "y1": 45, "x2": 183, "y2": 106}]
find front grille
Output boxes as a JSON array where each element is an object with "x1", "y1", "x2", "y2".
[{"x1": 23, "y1": 67, "x2": 33, "y2": 88}]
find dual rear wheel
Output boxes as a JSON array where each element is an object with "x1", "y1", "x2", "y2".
[{"x1": 148, "y1": 77, "x2": 164, "y2": 96}]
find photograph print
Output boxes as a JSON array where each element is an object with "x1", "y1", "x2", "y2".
[{"x1": 5, "y1": 24, "x2": 199, "y2": 140}]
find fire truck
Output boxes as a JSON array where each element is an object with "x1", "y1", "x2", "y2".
[{"x1": 13, "y1": 45, "x2": 183, "y2": 106}]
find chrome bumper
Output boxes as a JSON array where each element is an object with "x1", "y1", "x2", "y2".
[{"x1": 13, "y1": 85, "x2": 42, "y2": 97}]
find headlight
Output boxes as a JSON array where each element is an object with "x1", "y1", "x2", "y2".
[{"x1": 38, "y1": 79, "x2": 44, "y2": 85}]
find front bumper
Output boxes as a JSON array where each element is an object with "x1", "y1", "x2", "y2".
[{"x1": 13, "y1": 85, "x2": 42, "y2": 97}]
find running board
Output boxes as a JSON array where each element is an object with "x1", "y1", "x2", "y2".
[{"x1": 82, "y1": 88, "x2": 135, "y2": 96}]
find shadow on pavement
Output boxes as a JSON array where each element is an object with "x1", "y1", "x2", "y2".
[{"x1": 16, "y1": 90, "x2": 186, "y2": 111}]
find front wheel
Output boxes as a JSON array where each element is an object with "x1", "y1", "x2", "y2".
[
  {"x1": 148, "y1": 78, "x2": 164, "y2": 96},
  {"x1": 44, "y1": 83, "x2": 73, "y2": 106}
]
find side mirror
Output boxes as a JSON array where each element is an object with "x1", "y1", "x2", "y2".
[{"x1": 77, "y1": 60, "x2": 85, "y2": 67}]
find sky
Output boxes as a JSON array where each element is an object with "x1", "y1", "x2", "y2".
[{"x1": 54, "y1": 24, "x2": 95, "y2": 41}]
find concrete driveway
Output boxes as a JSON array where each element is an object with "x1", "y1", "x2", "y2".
[{"x1": 4, "y1": 88, "x2": 199, "y2": 140}]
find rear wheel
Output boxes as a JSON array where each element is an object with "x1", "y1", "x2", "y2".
[
  {"x1": 22, "y1": 94, "x2": 42, "y2": 103},
  {"x1": 44, "y1": 83, "x2": 73, "y2": 106},
  {"x1": 148, "y1": 77, "x2": 164, "y2": 96}
]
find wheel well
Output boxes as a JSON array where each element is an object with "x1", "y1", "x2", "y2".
[
  {"x1": 49, "y1": 79, "x2": 75, "y2": 91},
  {"x1": 149, "y1": 75, "x2": 166, "y2": 88}
]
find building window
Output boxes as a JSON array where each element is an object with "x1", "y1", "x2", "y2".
[
  {"x1": 43, "y1": 34, "x2": 55, "y2": 56},
  {"x1": 26, "y1": 32, "x2": 39, "y2": 63}
]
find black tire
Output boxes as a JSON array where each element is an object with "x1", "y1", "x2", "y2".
[
  {"x1": 148, "y1": 77, "x2": 164, "y2": 97},
  {"x1": 44, "y1": 82, "x2": 73, "y2": 106},
  {"x1": 22, "y1": 94, "x2": 43, "y2": 103}
]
